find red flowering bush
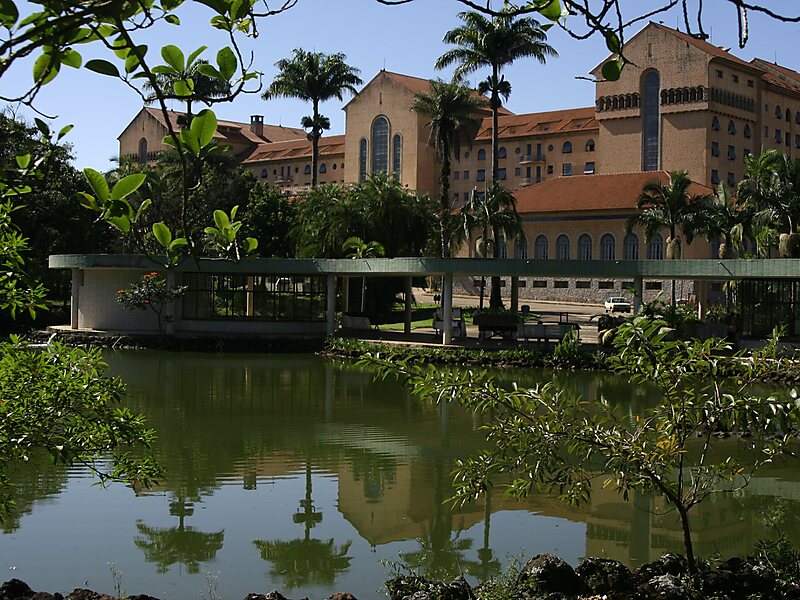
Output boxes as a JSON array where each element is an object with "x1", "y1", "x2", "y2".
[{"x1": 116, "y1": 272, "x2": 187, "y2": 335}]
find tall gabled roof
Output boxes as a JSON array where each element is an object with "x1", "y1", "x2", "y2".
[
  {"x1": 242, "y1": 135, "x2": 346, "y2": 164},
  {"x1": 515, "y1": 171, "x2": 712, "y2": 215},
  {"x1": 475, "y1": 107, "x2": 597, "y2": 141},
  {"x1": 751, "y1": 59, "x2": 800, "y2": 95},
  {"x1": 651, "y1": 23, "x2": 758, "y2": 71}
]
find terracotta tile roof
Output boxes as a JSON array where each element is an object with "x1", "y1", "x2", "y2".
[
  {"x1": 652, "y1": 23, "x2": 757, "y2": 71},
  {"x1": 751, "y1": 59, "x2": 800, "y2": 94},
  {"x1": 143, "y1": 108, "x2": 306, "y2": 144},
  {"x1": 514, "y1": 171, "x2": 713, "y2": 215},
  {"x1": 242, "y1": 135, "x2": 346, "y2": 164},
  {"x1": 475, "y1": 107, "x2": 597, "y2": 141}
]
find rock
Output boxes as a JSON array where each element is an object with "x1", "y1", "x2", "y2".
[
  {"x1": 575, "y1": 557, "x2": 635, "y2": 596},
  {"x1": 243, "y1": 593, "x2": 288, "y2": 600},
  {"x1": 64, "y1": 591, "x2": 112, "y2": 600},
  {"x1": 385, "y1": 575, "x2": 473, "y2": 600},
  {"x1": 30, "y1": 594, "x2": 64, "y2": 600},
  {"x1": 638, "y1": 574, "x2": 689, "y2": 600},
  {"x1": 0, "y1": 579, "x2": 34, "y2": 600},
  {"x1": 327, "y1": 594, "x2": 358, "y2": 600},
  {"x1": 634, "y1": 554, "x2": 688, "y2": 583},
  {"x1": 517, "y1": 554, "x2": 582, "y2": 596},
  {"x1": 700, "y1": 569, "x2": 737, "y2": 595},
  {"x1": 127, "y1": 595, "x2": 160, "y2": 600}
]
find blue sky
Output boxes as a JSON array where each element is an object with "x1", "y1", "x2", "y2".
[{"x1": 3, "y1": 0, "x2": 799, "y2": 169}]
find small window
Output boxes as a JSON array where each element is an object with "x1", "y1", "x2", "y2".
[
  {"x1": 514, "y1": 167, "x2": 521, "y2": 177},
  {"x1": 295, "y1": 167, "x2": 299, "y2": 173},
  {"x1": 647, "y1": 234, "x2": 664, "y2": 260},
  {"x1": 319, "y1": 163, "x2": 327, "y2": 173},
  {"x1": 273, "y1": 169, "x2": 277, "y2": 175},
  {"x1": 498, "y1": 147, "x2": 507, "y2": 159},
  {"x1": 787, "y1": 131, "x2": 792, "y2": 147},
  {"x1": 765, "y1": 103, "x2": 770, "y2": 113},
  {"x1": 796, "y1": 113, "x2": 800, "y2": 125},
  {"x1": 532, "y1": 280, "x2": 547, "y2": 288},
  {"x1": 260, "y1": 168, "x2": 268, "y2": 179},
  {"x1": 711, "y1": 169, "x2": 720, "y2": 184},
  {"x1": 554, "y1": 281, "x2": 568, "y2": 289},
  {"x1": 578, "y1": 234, "x2": 592, "y2": 260},
  {"x1": 515, "y1": 146, "x2": 521, "y2": 155},
  {"x1": 727, "y1": 172, "x2": 736, "y2": 186},
  {"x1": 556, "y1": 235, "x2": 570, "y2": 260},
  {"x1": 598, "y1": 281, "x2": 615, "y2": 289},
  {"x1": 744, "y1": 148, "x2": 751, "y2": 156},
  {"x1": 476, "y1": 169, "x2": 486, "y2": 182},
  {"x1": 562, "y1": 141, "x2": 573, "y2": 154},
  {"x1": 562, "y1": 163, "x2": 573, "y2": 176},
  {"x1": 586, "y1": 139, "x2": 595, "y2": 152},
  {"x1": 547, "y1": 165, "x2": 554, "y2": 174},
  {"x1": 576, "y1": 280, "x2": 591, "y2": 289},
  {"x1": 477, "y1": 149, "x2": 486, "y2": 161},
  {"x1": 711, "y1": 142, "x2": 720, "y2": 157},
  {"x1": 498, "y1": 168, "x2": 507, "y2": 180},
  {"x1": 776, "y1": 106, "x2": 783, "y2": 119},
  {"x1": 744, "y1": 124, "x2": 751, "y2": 139},
  {"x1": 600, "y1": 233, "x2": 616, "y2": 260},
  {"x1": 304, "y1": 164, "x2": 311, "y2": 175},
  {"x1": 534, "y1": 235, "x2": 548, "y2": 259},
  {"x1": 787, "y1": 109, "x2": 793, "y2": 123},
  {"x1": 795, "y1": 135, "x2": 800, "y2": 149},
  {"x1": 715, "y1": 69, "x2": 723, "y2": 78},
  {"x1": 584, "y1": 162, "x2": 596, "y2": 174},
  {"x1": 454, "y1": 171, "x2": 460, "y2": 180},
  {"x1": 711, "y1": 116, "x2": 720, "y2": 131},
  {"x1": 646, "y1": 281, "x2": 662, "y2": 290},
  {"x1": 776, "y1": 130, "x2": 783, "y2": 144},
  {"x1": 548, "y1": 144, "x2": 554, "y2": 152},
  {"x1": 332, "y1": 163, "x2": 337, "y2": 170},
  {"x1": 727, "y1": 145, "x2": 736, "y2": 160},
  {"x1": 463, "y1": 170, "x2": 470, "y2": 180},
  {"x1": 464, "y1": 151, "x2": 470, "y2": 159},
  {"x1": 747, "y1": 79, "x2": 754, "y2": 88},
  {"x1": 764, "y1": 126, "x2": 769, "y2": 138},
  {"x1": 728, "y1": 120, "x2": 736, "y2": 135},
  {"x1": 732, "y1": 74, "x2": 739, "y2": 83}
]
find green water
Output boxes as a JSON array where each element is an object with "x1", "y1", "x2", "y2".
[{"x1": 2, "y1": 352, "x2": 799, "y2": 599}]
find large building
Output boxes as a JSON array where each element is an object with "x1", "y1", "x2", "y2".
[{"x1": 118, "y1": 22, "x2": 800, "y2": 301}]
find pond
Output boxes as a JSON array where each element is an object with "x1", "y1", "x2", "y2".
[{"x1": 2, "y1": 352, "x2": 800, "y2": 599}]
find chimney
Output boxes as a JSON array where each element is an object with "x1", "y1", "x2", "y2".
[{"x1": 250, "y1": 115, "x2": 264, "y2": 138}]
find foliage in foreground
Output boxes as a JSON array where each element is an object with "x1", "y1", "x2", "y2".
[{"x1": 363, "y1": 317, "x2": 800, "y2": 576}]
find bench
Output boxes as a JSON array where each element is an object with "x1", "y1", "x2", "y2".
[
  {"x1": 342, "y1": 315, "x2": 374, "y2": 331},
  {"x1": 473, "y1": 312, "x2": 519, "y2": 341},
  {"x1": 433, "y1": 307, "x2": 466, "y2": 338},
  {"x1": 519, "y1": 322, "x2": 580, "y2": 343}
]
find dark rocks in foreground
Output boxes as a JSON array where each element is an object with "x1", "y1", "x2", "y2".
[{"x1": 4, "y1": 552, "x2": 800, "y2": 600}]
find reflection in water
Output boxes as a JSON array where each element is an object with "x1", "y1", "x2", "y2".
[{"x1": 3, "y1": 351, "x2": 800, "y2": 600}]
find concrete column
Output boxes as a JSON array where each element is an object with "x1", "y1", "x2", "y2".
[
  {"x1": 633, "y1": 276, "x2": 643, "y2": 314},
  {"x1": 404, "y1": 276, "x2": 413, "y2": 334},
  {"x1": 70, "y1": 268, "x2": 81, "y2": 330},
  {"x1": 442, "y1": 272, "x2": 453, "y2": 345},
  {"x1": 342, "y1": 276, "x2": 350, "y2": 314},
  {"x1": 510, "y1": 276, "x2": 519, "y2": 313},
  {"x1": 326, "y1": 274, "x2": 336, "y2": 336},
  {"x1": 246, "y1": 276, "x2": 255, "y2": 317},
  {"x1": 696, "y1": 279, "x2": 708, "y2": 320}
]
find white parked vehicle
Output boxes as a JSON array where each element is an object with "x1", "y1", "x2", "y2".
[{"x1": 604, "y1": 296, "x2": 632, "y2": 313}]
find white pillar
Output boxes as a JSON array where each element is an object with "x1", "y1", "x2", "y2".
[
  {"x1": 70, "y1": 268, "x2": 81, "y2": 330},
  {"x1": 326, "y1": 274, "x2": 336, "y2": 336},
  {"x1": 404, "y1": 276, "x2": 413, "y2": 334},
  {"x1": 633, "y1": 276, "x2": 643, "y2": 314},
  {"x1": 442, "y1": 272, "x2": 453, "y2": 346}
]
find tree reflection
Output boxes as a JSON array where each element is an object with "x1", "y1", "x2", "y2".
[
  {"x1": 253, "y1": 460, "x2": 353, "y2": 589},
  {"x1": 133, "y1": 495, "x2": 224, "y2": 574}
]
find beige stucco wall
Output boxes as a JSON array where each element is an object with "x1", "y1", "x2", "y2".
[
  {"x1": 118, "y1": 111, "x2": 168, "y2": 160},
  {"x1": 76, "y1": 268, "x2": 162, "y2": 332},
  {"x1": 243, "y1": 152, "x2": 347, "y2": 190}
]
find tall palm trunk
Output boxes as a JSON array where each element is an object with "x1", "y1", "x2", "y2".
[
  {"x1": 311, "y1": 99, "x2": 320, "y2": 187},
  {"x1": 440, "y1": 138, "x2": 452, "y2": 259},
  {"x1": 489, "y1": 66, "x2": 503, "y2": 310}
]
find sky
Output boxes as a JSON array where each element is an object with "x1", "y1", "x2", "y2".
[{"x1": 3, "y1": 0, "x2": 800, "y2": 170}]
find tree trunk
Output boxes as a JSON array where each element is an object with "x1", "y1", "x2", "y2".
[
  {"x1": 440, "y1": 141, "x2": 451, "y2": 259},
  {"x1": 311, "y1": 100, "x2": 320, "y2": 187},
  {"x1": 488, "y1": 66, "x2": 503, "y2": 310},
  {"x1": 677, "y1": 505, "x2": 697, "y2": 578},
  {"x1": 779, "y1": 232, "x2": 800, "y2": 258},
  {"x1": 490, "y1": 225, "x2": 503, "y2": 310}
]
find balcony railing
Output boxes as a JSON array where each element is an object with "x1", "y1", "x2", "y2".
[
  {"x1": 519, "y1": 177, "x2": 533, "y2": 186},
  {"x1": 519, "y1": 154, "x2": 545, "y2": 164}
]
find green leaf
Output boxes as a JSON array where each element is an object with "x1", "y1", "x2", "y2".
[
  {"x1": 32, "y1": 52, "x2": 58, "y2": 85},
  {"x1": 602, "y1": 59, "x2": 623, "y2": 82},
  {"x1": 213, "y1": 209, "x2": 230, "y2": 230},
  {"x1": 18, "y1": 11, "x2": 44, "y2": 28},
  {"x1": 164, "y1": 14, "x2": 180, "y2": 25},
  {"x1": 605, "y1": 31, "x2": 621, "y2": 54},
  {"x1": 169, "y1": 237, "x2": 188, "y2": 250},
  {"x1": 152, "y1": 222, "x2": 172, "y2": 248},
  {"x1": 162, "y1": 134, "x2": 179, "y2": 148},
  {"x1": 195, "y1": 0, "x2": 228, "y2": 14},
  {"x1": 108, "y1": 215, "x2": 132, "y2": 233},
  {"x1": 151, "y1": 64, "x2": 178, "y2": 75},
  {"x1": 61, "y1": 48, "x2": 82, "y2": 69},
  {"x1": 77, "y1": 192, "x2": 100, "y2": 211},
  {"x1": 57, "y1": 124, "x2": 74, "y2": 140},
  {"x1": 110, "y1": 174, "x2": 147, "y2": 200},
  {"x1": 15, "y1": 154, "x2": 30, "y2": 169},
  {"x1": 537, "y1": 0, "x2": 562, "y2": 21},
  {"x1": 161, "y1": 0, "x2": 185, "y2": 10},
  {"x1": 0, "y1": 0, "x2": 19, "y2": 27},
  {"x1": 173, "y1": 79, "x2": 192, "y2": 97},
  {"x1": 135, "y1": 198, "x2": 152, "y2": 221},
  {"x1": 216, "y1": 46, "x2": 237, "y2": 80},
  {"x1": 186, "y1": 45, "x2": 208, "y2": 67},
  {"x1": 161, "y1": 44, "x2": 185, "y2": 72},
  {"x1": 180, "y1": 129, "x2": 201, "y2": 156},
  {"x1": 245, "y1": 237, "x2": 258, "y2": 253},
  {"x1": 196, "y1": 63, "x2": 223, "y2": 80},
  {"x1": 85, "y1": 59, "x2": 120, "y2": 77},
  {"x1": 125, "y1": 53, "x2": 140, "y2": 74},
  {"x1": 83, "y1": 168, "x2": 109, "y2": 202},
  {"x1": 190, "y1": 109, "x2": 217, "y2": 148}
]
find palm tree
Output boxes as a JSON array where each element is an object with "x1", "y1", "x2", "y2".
[
  {"x1": 691, "y1": 183, "x2": 752, "y2": 259},
  {"x1": 460, "y1": 183, "x2": 521, "y2": 309},
  {"x1": 264, "y1": 49, "x2": 362, "y2": 187},
  {"x1": 343, "y1": 236, "x2": 385, "y2": 314},
  {"x1": 411, "y1": 77, "x2": 487, "y2": 258},
  {"x1": 628, "y1": 171, "x2": 710, "y2": 305},
  {"x1": 436, "y1": 10, "x2": 557, "y2": 186}
]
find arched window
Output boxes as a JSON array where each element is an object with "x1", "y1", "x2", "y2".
[
  {"x1": 515, "y1": 233, "x2": 528, "y2": 259},
  {"x1": 623, "y1": 233, "x2": 639, "y2": 260},
  {"x1": 586, "y1": 139, "x2": 595, "y2": 152},
  {"x1": 498, "y1": 236, "x2": 508, "y2": 259},
  {"x1": 744, "y1": 124, "x2": 752, "y2": 139},
  {"x1": 787, "y1": 109, "x2": 793, "y2": 123},
  {"x1": 776, "y1": 106, "x2": 783, "y2": 119},
  {"x1": 728, "y1": 120, "x2": 737, "y2": 135},
  {"x1": 498, "y1": 146, "x2": 507, "y2": 159},
  {"x1": 477, "y1": 148, "x2": 486, "y2": 161},
  {"x1": 578, "y1": 234, "x2": 592, "y2": 260},
  {"x1": 371, "y1": 116, "x2": 389, "y2": 173},
  {"x1": 303, "y1": 164, "x2": 311, "y2": 175},
  {"x1": 359, "y1": 138, "x2": 368, "y2": 182},
  {"x1": 138, "y1": 138, "x2": 148, "y2": 164},
  {"x1": 600, "y1": 233, "x2": 616, "y2": 260},
  {"x1": 642, "y1": 70, "x2": 661, "y2": 171},
  {"x1": 319, "y1": 163, "x2": 327, "y2": 173},
  {"x1": 647, "y1": 233, "x2": 664, "y2": 260},
  {"x1": 711, "y1": 116, "x2": 720, "y2": 131},
  {"x1": 392, "y1": 133, "x2": 402, "y2": 179},
  {"x1": 556, "y1": 235, "x2": 570, "y2": 260},
  {"x1": 534, "y1": 235, "x2": 548, "y2": 259},
  {"x1": 260, "y1": 168, "x2": 268, "y2": 179},
  {"x1": 562, "y1": 141, "x2": 572, "y2": 154}
]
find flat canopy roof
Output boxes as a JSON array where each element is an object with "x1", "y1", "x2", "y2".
[{"x1": 50, "y1": 254, "x2": 800, "y2": 281}]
